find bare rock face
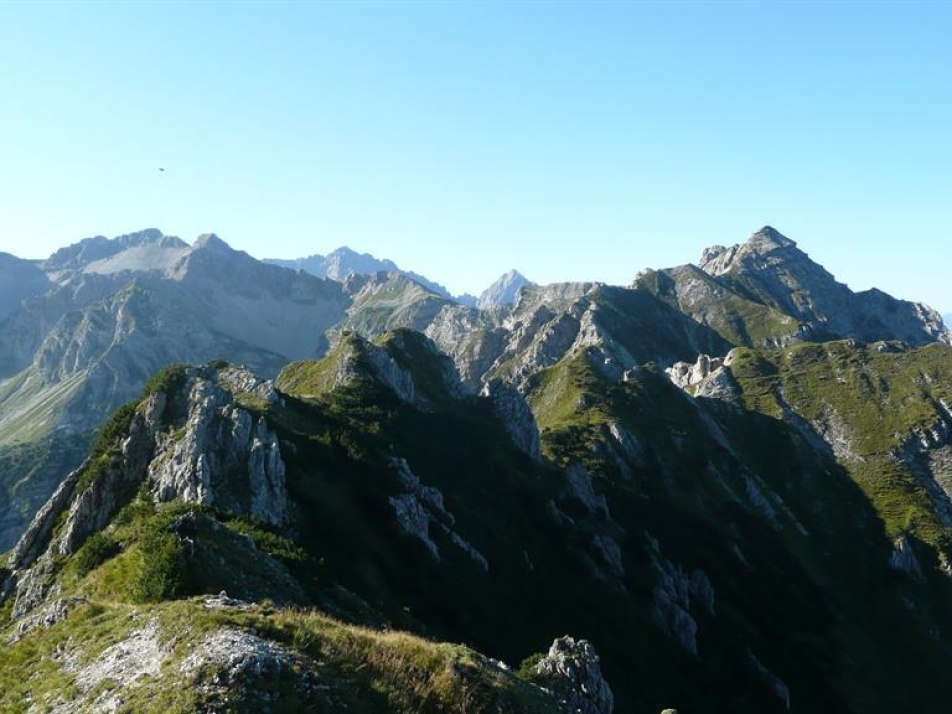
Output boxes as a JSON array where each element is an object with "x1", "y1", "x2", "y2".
[
  {"x1": 699, "y1": 226, "x2": 950, "y2": 346},
  {"x1": 387, "y1": 457, "x2": 489, "y2": 570},
  {"x1": 477, "y1": 269, "x2": 532, "y2": 310},
  {"x1": 561, "y1": 464, "x2": 609, "y2": 519},
  {"x1": 149, "y1": 372, "x2": 288, "y2": 527},
  {"x1": 666, "y1": 353, "x2": 742, "y2": 402},
  {"x1": 0, "y1": 252, "x2": 51, "y2": 321},
  {"x1": 889, "y1": 533, "x2": 924, "y2": 578},
  {"x1": 3, "y1": 364, "x2": 291, "y2": 619},
  {"x1": 534, "y1": 636, "x2": 614, "y2": 714},
  {"x1": 480, "y1": 379, "x2": 542, "y2": 460},
  {"x1": 179, "y1": 627, "x2": 321, "y2": 709},
  {"x1": 666, "y1": 354, "x2": 723, "y2": 390},
  {"x1": 648, "y1": 537, "x2": 715, "y2": 656},
  {"x1": 747, "y1": 651, "x2": 791, "y2": 709}
]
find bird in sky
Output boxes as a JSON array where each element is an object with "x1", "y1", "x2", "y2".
[{"x1": 158, "y1": 168, "x2": 165, "y2": 172}]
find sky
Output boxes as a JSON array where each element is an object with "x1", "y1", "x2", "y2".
[{"x1": 0, "y1": 2, "x2": 949, "y2": 309}]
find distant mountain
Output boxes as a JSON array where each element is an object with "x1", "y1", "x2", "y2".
[
  {"x1": 264, "y1": 246, "x2": 465, "y2": 304},
  {"x1": 0, "y1": 253, "x2": 50, "y2": 321},
  {"x1": 0, "y1": 230, "x2": 350, "y2": 548},
  {"x1": 477, "y1": 269, "x2": 533, "y2": 309},
  {"x1": 4, "y1": 224, "x2": 952, "y2": 712},
  {"x1": 43, "y1": 228, "x2": 190, "y2": 277},
  {"x1": 636, "y1": 226, "x2": 949, "y2": 347}
]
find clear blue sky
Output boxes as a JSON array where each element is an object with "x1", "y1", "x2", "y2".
[{"x1": 0, "y1": 2, "x2": 949, "y2": 309}]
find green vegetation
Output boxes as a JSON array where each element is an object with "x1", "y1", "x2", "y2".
[
  {"x1": 70, "y1": 531, "x2": 120, "y2": 579},
  {"x1": 730, "y1": 341, "x2": 952, "y2": 550},
  {"x1": 143, "y1": 363, "x2": 188, "y2": 398},
  {"x1": 634, "y1": 265, "x2": 802, "y2": 347},
  {"x1": 73, "y1": 401, "x2": 139, "y2": 493},
  {"x1": 8, "y1": 329, "x2": 952, "y2": 712},
  {"x1": 134, "y1": 528, "x2": 186, "y2": 602},
  {"x1": 0, "y1": 598, "x2": 561, "y2": 714},
  {"x1": 276, "y1": 333, "x2": 368, "y2": 399}
]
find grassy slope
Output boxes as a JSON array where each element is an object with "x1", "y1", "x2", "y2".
[
  {"x1": 633, "y1": 266, "x2": 801, "y2": 347},
  {"x1": 0, "y1": 597, "x2": 558, "y2": 714},
  {"x1": 526, "y1": 347, "x2": 952, "y2": 713},
  {"x1": 9, "y1": 336, "x2": 952, "y2": 712},
  {"x1": 730, "y1": 341, "x2": 952, "y2": 550},
  {"x1": 0, "y1": 360, "x2": 561, "y2": 714}
]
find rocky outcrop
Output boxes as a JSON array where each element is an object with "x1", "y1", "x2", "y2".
[
  {"x1": 699, "y1": 226, "x2": 949, "y2": 347},
  {"x1": 388, "y1": 457, "x2": 489, "y2": 570},
  {"x1": 889, "y1": 408, "x2": 952, "y2": 531},
  {"x1": 149, "y1": 373, "x2": 289, "y2": 526},
  {"x1": 480, "y1": 379, "x2": 542, "y2": 459},
  {"x1": 58, "y1": 392, "x2": 167, "y2": 555},
  {"x1": 3, "y1": 364, "x2": 292, "y2": 619},
  {"x1": 477, "y1": 269, "x2": 532, "y2": 309},
  {"x1": 889, "y1": 533, "x2": 924, "y2": 578},
  {"x1": 561, "y1": 464, "x2": 609, "y2": 519},
  {"x1": 534, "y1": 636, "x2": 614, "y2": 714},
  {"x1": 747, "y1": 651, "x2": 791, "y2": 709},
  {"x1": 667, "y1": 354, "x2": 723, "y2": 389},
  {"x1": 649, "y1": 538, "x2": 715, "y2": 656},
  {"x1": 667, "y1": 353, "x2": 742, "y2": 402},
  {"x1": 5, "y1": 462, "x2": 85, "y2": 575},
  {"x1": 180, "y1": 627, "x2": 321, "y2": 708}
]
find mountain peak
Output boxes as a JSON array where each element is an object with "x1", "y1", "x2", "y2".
[
  {"x1": 43, "y1": 229, "x2": 187, "y2": 274},
  {"x1": 698, "y1": 226, "x2": 798, "y2": 276},
  {"x1": 748, "y1": 225, "x2": 797, "y2": 250},
  {"x1": 192, "y1": 233, "x2": 229, "y2": 250},
  {"x1": 477, "y1": 269, "x2": 532, "y2": 310}
]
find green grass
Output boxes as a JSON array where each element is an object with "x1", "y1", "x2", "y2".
[
  {"x1": 729, "y1": 341, "x2": 952, "y2": 549},
  {"x1": 0, "y1": 596, "x2": 561, "y2": 714}
]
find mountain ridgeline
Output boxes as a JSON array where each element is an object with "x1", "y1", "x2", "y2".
[{"x1": 1, "y1": 226, "x2": 952, "y2": 713}]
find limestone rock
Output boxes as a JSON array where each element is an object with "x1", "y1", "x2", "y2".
[
  {"x1": 649, "y1": 538, "x2": 716, "y2": 656},
  {"x1": 149, "y1": 374, "x2": 288, "y2": 527},
  {"x1": 666, "y1": 354, "x2": 724, "y2": 390},
  {"x1": 480, "y1": 379, "x2": 542, "y2": 460},
  {"x1": 666, "y1": 354, "x2": 741, "y2": 402},
  {"x1": 747, "y1": 651, "x2": 791, "y2": 709},
  {"x1": 562, "y1": 464, "x2": 609, "y2": 519},
  {"x1": 388, "y1": 457, "x2": 489, "y2": 570},
  {"x1": 889, "y1": 533, "x2": 923, "y2": 578},
  {"x1": 3, "y1": 364, "x2": 291, "y2": 620},
  {"x1": 534, "y1": 636, "x2": 614, "y2": 714},
  {"x1": 477, "y1": 269, "x2": 532, "y2": 309},
  {"x1": 698, "y1": 226, "x2": 949, "y2": 347}
]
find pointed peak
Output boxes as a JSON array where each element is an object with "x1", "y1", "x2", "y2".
[
  {"x1": 477, "y1": 270, "x2": 533, "y2": 310},
  {"x1": 192, "y1": 233, "x2": 232, "y2": 252},
  {"x1": 698, "y1": 226, "x2": 798, "y2": 275},
  {"x1": 748, "y1": 226, "x2": 796, "y2": 250},
  {"x1": 327, "y1": 246, "x2": 359, "y2": 258}
]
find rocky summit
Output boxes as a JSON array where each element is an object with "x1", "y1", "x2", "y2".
[{"x1": 1, "y1": 226, "x2": 952, "y2": 713}]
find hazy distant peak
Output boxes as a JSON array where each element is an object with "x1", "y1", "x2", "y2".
[
  {"x1": 263, "y1": 246, "x2": 467, "y2": 303},
  {"x1": 477, "y1": 269, "x2": 532, "y2": 310},
  {"x1": 0, "y1": 252, "x2": 52, "y2": 320},
  {"x1": 44, "y1": 229, "x2": 190, "y2": 275},
  {"x1": 192, "y1": 233, "x2": 232, "y2": 252}
]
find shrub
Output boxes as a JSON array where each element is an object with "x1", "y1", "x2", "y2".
[
  {"x1": 516, "y1": 652, "x2": 545, "y2": 681},
  {"x1": 133, "y1": 530, "x2": 186, "y2": 602},
  {"x1": 143, "y1": 363, "x2": 187, "y2": 397},
  {"x1": 72, "y1": 532, "x2": 120, "y2": 578}
]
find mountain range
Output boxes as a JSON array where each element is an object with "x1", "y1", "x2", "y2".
[{"x1": 1, "y1": 226, "x2": 952, "y2": 712}]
